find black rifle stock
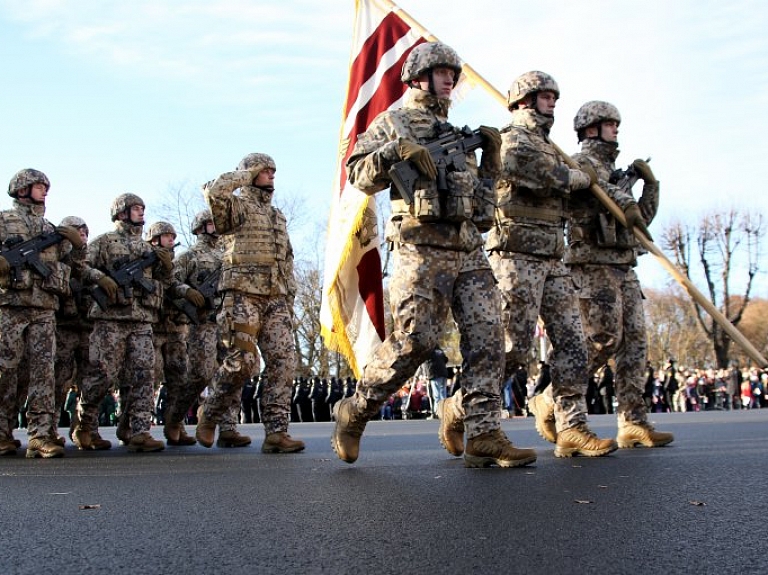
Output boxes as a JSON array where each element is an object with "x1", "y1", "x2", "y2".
[
  {"x1": 1, "y1": 231, "x2": 65, "y2": 282},
  {"x1": 388, "y1": 125, "x2": 485, "y2": 205},
  {"x1": 192, "y1": 267, "x2": 221, "y2": 311}
]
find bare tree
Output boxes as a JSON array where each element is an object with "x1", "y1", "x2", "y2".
[
  {"x1": 156, "y1": 180, "x2": 206, "y2": 247},
  {"x1": 661, "y1": 208, "x2": 765, "y2": 368}
]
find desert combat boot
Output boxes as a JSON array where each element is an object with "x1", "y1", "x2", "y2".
[
  {"x1": 464, "y1": 429, "x2": 537, "y2": 468},
  {"x1": 435, "y1": 395, "x2": 465, "y2": 456},
  {"x1": 164, "y1": 422, "x2": 197, "y2": 446},
  {"x1": 216, "y1": 429, "x2": 252, "y2": 448},
  {"x1": 554, "y1": 424, "x2": 618, "y2": 458},
  {"x1": 26, "y1": 438, "x2": 65, "y2": 459},
  {"x1": 617, "y1": 422, "x2": 674, "y2": 448},
  {"x1": 127, "y1": 432, "x2": 165, "y2": 453},
  {"x1": 528, "y1": 393, "x2": 557, "y2": 444},
  {"x1": 0, "y1": 438, "x2": 18, "y2": 456},
  {"x1": 331, "y1": 396, "x2": 371, "y2": 463},
  {"x1": 261, "y1": 432, "x2": 305, "y2": 453},
  {"x1": 195, "y1": 411, "x2": 217, "y2": 448}
]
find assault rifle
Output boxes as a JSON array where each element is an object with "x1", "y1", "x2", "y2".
[
  {"x1": 1, "y1": 230, "x2": 65, "y2": 283},
  {"x1": 92, "y1": 250, "x2": 160, "y2": 311},
  {"x1": 191, "y1": 267, "x2": 221, "y2": 311},
  {"x1": 609, "y1": 157, "x2": 651, "y2": 192},
  {"x1": 389, "y1": 124, "x2": 485, "y2": 205},
  {"x1": 167, "y1": 295, "x2": 199, "y2": 325}
]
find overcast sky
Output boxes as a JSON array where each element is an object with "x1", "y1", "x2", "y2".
[{"x1": 1, "y1": 0, "x2": 767, "y2": 292}]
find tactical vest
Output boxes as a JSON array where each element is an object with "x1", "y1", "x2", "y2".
[
  {"x1": 219, "y1": 192, "x2": 291, "y2": 296},
  {"x1": 0, "y1": 204, "x2": 69, "y2": 309}
]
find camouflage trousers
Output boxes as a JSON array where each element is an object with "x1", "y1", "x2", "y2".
[
  {"x1": 571, "y1": 264, "x2": 648, "y2": 425},
  {"x1": 0, "y1": 307, "x2": 56, "y2": 441},
  {"x1": 79, "y1": 320, "x2": 155, "y2": 436},
  {"x1": 164, "y1": 321, "x2": 217, "y2": 426},
  {"x1": 488, "y1": 252, "x2": 588, "y2": 431},
  {"x1": 54, "y1": 325, "x2": 91, "y2": 420},
  {"x1": 355, "y1": 243, "x2": 503, "y2": 439},
  {"x1": 201, "y1": 291, "x2": 295, "y2": 436},
  {"x1": 153, "y1": 326, "x2": 188, "y2": 424}
]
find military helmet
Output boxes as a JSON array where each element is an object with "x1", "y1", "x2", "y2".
[
  {"x1": 110, "y1": 193, "x2": 145, "y2": 221},
  {"x1": 573, "y1": 101, "x2": 621, "y2": 132},
  {"x1": 8, "y1": 168, "x2": 50, "y2": 198},
  {"x1": 146, "y1": 221, "x2": 176, "y2": 242},
  {"x1": 400, "y1": 42, "x2": 462, "y2": 85},
  {"x1": 237, "y1": 153, "x2": 276, "y2": 174},
  {"x1": 191, "y1": 209, "x2": 213, "y2": 235},
  {"x1": 59, "y1": 216, "x2": 89, "y2": 236},
  {"x1": 507, "y1": 71, "x2": 560, "y2": 110}
]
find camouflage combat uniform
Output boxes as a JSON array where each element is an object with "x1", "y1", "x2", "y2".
[
  {"x1": 486, "y1": 104, "x2": 591, "y2": 432},
  {"x1": 568, "y1": 137, "x2": 658, "y2": 426},
  {"x1": 163, "y1": 227, "x2": 222, "y2": 431},
  {"x1": 199, "y1": 160, "x2": 298, "y2": 443},
  {"x1": 78, "y1": 211, "x2": 170, "y2": 447},
  {"x1": 0, "y1": 174, "x2": 81, "y2": 456},
  {"x1": 345, "y1": 87, "x2": 504, "y2": 438}
]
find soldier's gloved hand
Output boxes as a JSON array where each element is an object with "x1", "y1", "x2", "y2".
[
  {"x1": 185, "y1": 288, "x2": 205, "y2": 308},
  {"x1": 56, "y1": 226, "x2": 85, "y2": 250},
  {"x1": 624, "y1": 203, "x2": 653, "y2": 241},
  {"x1": 0, "y1": 255, "x2": 9, "y2": 278},
  {"x1": 397, "y1": 139, "x2": 437, "y2": 180},
  {"x1": 97, "y1": 276, "x2": 118, "y2": 302},
  {"x1": 154, "y1": 247, "x2": 174, "y2": 272},
  {"x1": 478, "y1": 126, "x2": 501, "y2": 155},
  {"x1": 568, "y1": 169, "x2": 593, "y2": 191},
  {"x1": 632, "y1": 159, "x2": 657, "y2": 183}
]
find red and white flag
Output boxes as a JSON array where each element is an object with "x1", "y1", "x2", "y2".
[{"x1": 319, "y1": 0, "x2": 427, "y2": 376}]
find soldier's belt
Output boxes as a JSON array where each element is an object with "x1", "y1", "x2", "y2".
[{"x1": 501, "y1": 205, "x2": 564, "y2": 222}]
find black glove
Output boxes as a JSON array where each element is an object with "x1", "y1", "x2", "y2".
[
  {"x1": 185, "y1": 288, "x2": 205, "y2": 308},
  {"x1": 397, "y1": 139, "x2": 437, "y2": 180},
  {"x1": 97, "y1": 276, "x2": 118, "y2": 302},
  {"x1": 154, "y1": 247, "x2": 173, "y2": 272},
  {"x1": 56, "y1": 226, "x2": 85, "y2": 250},
  {"x1": 624, "y1": 204, "x2": 653, "y2": 241},
  {"x1": 632, "y1": 159, "x2": 657, "y2": 183}
]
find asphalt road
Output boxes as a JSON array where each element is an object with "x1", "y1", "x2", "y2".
[{"x1": 1, "y1": 409, "x2": 766, "y2": 575}]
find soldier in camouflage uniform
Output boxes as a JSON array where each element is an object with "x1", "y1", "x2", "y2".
[
  {"x1": 486, "y1": 71, "x2": 616, "y2": 457},
  {"x1": 145, "y1": 221, "x2": 207, "y2": 446},
  {"x1": 565, "y1": 100, "x2": 673, "y2": 448},
  {"x1": 0, "y1": 169, "x2": 85, "y2": 457},
  {"x1": 54, "y1": 216, "x2": 111, "y2": 449},
  {"x1": 73, "y1": 193, "x2": 172, "y2": 453},
  {"x1": 196, "y1": 153, "x2": 304, "y2": 453},
  {"x1": 332, "y1": 42, "x2": 536, "y2": 468}
]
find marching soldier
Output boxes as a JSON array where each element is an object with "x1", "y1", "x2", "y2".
[
  {"x1": 73, "y1": 193, "x2": 171, "y2": 452},
  {"x1": 0, "y1": 169, "x2": 84, "y2": 457},
  {"x1": 486, "y1": 71, "x2": 616, "y2": 457},
  {"x1": 332, "y1": 42, "x2": 536, "y2": 467},
  {"x1": 196, "y1": 154, "x2": 304, "y2": 453},
  {"x1": 566, "y1": 100, "x2": 673, "y2": 448}
]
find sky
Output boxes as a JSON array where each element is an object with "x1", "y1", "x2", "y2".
[{"x1": 1, "y1": 0, "x2": 767, "y2": 293}]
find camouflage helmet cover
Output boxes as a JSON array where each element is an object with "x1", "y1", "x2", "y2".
[
  {"x1": 400, "y1": 42, "x2": 462, "y2": 85},
  {"x1": 146, "y1": 221, "x2": 177, "y2": 241},
  {"x1": 8, "y1": 168, "x2": 50, "y2": 198},
  {"x1": 59, "y1": 216, "x2": 89, "y2": 236},
  {"x1": 110, "y1": 193, "x2": 145, "y2": 221},
  {"x1": 507, "y1": 71, "x2": 560, "y2": 110},
  {"x1": 573, "y1": 101, "x2": 621, "y2": 132},
  {"x1": 237, "y1": 153, "x2": 276, "y2": 174},
  {"x1": 191, "y1": 208, "x2": 213, "y2": 235}
]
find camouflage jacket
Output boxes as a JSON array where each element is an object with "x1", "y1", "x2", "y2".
[
  {"x1": 205, "y1": 174, "x2": 295, "y2": 298},
  {"x1": 0, "y1": 201, "x2": 80, "y2": 310},
  {"x1": 347, "y1": 88, "x2": 495, "y2": 252},
  {"x1": 566, "y1": 139, "x2": 659, "y2": 267},
  {"x1": 83, "y1": 221, "x2": 171, "y2": 323},
  {"x1": 485, "y1": 108, "x2": 569, "y2": 259},
  {"x1": 170, "y1": 233, "x2": 223, "y2": 325}
]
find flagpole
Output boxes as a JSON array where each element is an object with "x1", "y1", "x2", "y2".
[{"x1": 377, "y1": 0, "x2": 768, "y2": 367}]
